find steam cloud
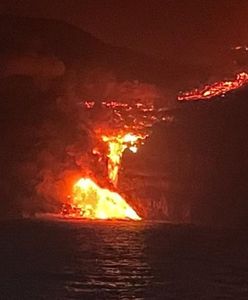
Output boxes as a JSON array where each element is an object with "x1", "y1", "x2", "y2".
[{"x1": 0, "y1": 59, "x2": 163, "y2": 218}]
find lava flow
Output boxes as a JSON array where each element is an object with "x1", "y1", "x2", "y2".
[
  {"x1": 62, "y1": 130, "x2": 145, "y2": 220},
  {"x1": 178, "y1": 71, "x2": 248, "y2": 101},
  {"x1": 101, "y1": 132, "x2": 147, "y2": 186},
  {"x1": 62, "y1": 178, "x2": 141, "y2": 220},
  {"x1": 62, "y1": 98, "x2": 166, "y2": 220},
  {"x1": 62, "y1": 131, "x2": 145, "y2": 220}
]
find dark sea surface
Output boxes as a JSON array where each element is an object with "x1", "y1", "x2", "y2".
[{"x1": 0, "y1": 218, "x2": 247, "y2": 300}]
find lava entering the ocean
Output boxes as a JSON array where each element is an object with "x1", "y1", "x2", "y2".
[
  {"x1": 178, "y1": 71, "x2": 248, "y2": 101},
  {"x1": 62, "y1": 178, "x2": 141, "y2": 220},
  {"x1": 61, "y1": 96, "x2": 167, "y2": 221}
]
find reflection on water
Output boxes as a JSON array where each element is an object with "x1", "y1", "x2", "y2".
[
  {"x1": 0, "y1": 219, "x2": 247, "y2": 299},
  {"x1": 65, "y1": 221, "x2": 152, "y2": 299}
]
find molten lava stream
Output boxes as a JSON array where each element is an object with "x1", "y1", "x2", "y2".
[
  {"x1": 101, "y1": 132, "x2": 146, "y2": 187},
  {"x1": 178, "y1": 71, "x2": 248, "y2": 101},
  {"x1": 63, "y1": 178, "x2": 141, "y2": 221}
]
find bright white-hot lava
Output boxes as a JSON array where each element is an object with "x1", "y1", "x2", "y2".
[
  {"x1": 101, "y1": 132, "x2": 147, "y2": 186},
  {"x1": 64, "y1": 178, "x2": 141, "y2": 220}
]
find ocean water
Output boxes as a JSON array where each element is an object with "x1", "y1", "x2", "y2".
[{"x1": 0, "y1": 218, "x2": 247, "y2": 299}]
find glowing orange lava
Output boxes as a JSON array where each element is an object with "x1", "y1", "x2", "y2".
[
  {"x1": 64, "y1": 178, "x2": 141, "y2": 220},
  {"x1": 101, "y1": 132, "x2": 146, "y2": 186},
  {"x1": 63, "y1": 98, "x2": 168, "y2": 221},
  {"x1": 178, "y1": 72, "x2": 248, "y2": 101}
]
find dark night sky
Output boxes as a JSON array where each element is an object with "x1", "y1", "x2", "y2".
[{"x1": 1, "y1": 0, "x2": 248, "y2": 62}]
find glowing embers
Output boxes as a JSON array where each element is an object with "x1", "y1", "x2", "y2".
[
  {"x1": 178, "y1": 72, "x2": 248, "y2": 101},
  {"x1": 101, "y1": 132, "x2": 147, "y2": 186},
  {"x1": 65, "y1": 178, "x2": 141, "y2": 220}
]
